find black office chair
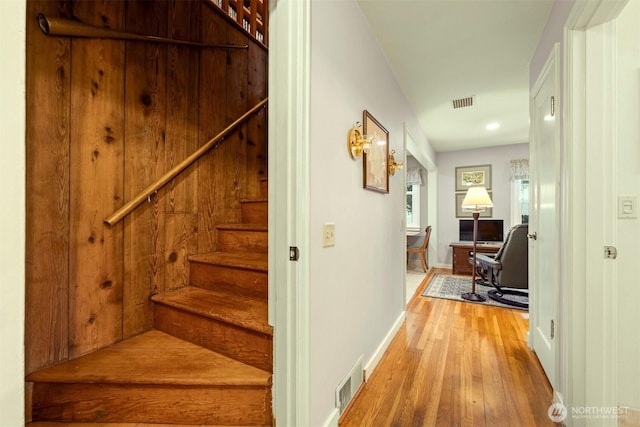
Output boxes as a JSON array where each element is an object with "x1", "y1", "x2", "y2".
[{"x1": 473, "y1": 224, "x2": 528, "y2": 309}]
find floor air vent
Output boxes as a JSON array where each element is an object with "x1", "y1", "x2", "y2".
[{"x1": 336, "y1": 356, "x2": 364, "y2": 415}]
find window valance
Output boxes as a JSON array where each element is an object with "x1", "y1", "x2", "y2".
[
  {"x1": 407, "y1": 168, "x2": 422, "y2": 186},
  {"x1": 510, "y1": 159, "x2": 529, "y2": 180}
]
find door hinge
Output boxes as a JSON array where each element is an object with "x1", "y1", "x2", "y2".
[
  {"x1": 550, "y1": 319, "x2": 555, "y2": 339},
  {"x1": 289, "y1": 246, "x2": 299, "y2": 261},
  {"x1": 550, "y1": 96, "x2": 555, "y2": 117}
]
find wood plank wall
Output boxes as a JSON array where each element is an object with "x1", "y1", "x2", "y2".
[{"x1": 25, "y1": 0, "x2": 268, "y2": 374}]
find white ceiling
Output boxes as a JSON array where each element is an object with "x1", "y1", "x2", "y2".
[{"x1": 358, "y1": 0, "x2": 554, "y2": 152}]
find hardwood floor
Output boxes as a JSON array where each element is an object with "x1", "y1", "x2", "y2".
[{"x1": 340, "y1": 268, "x2": 555, "y2": 427}]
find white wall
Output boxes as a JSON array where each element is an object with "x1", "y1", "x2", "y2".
[
  {"x1": 529, "y1": 0, "x2": 575, "y2": 88},
  {"x1": 0, "y1": 0, "x2": 26, "y2": 425},
  {"x1": 309, "y1": 0, "x2": 435, "y2": 424},
  {"x1": 435, "y1": 143, "x2": 529, "y2": 265},
  {"x1": 614, "y1": 0, "x2": 640, "y2": 410}
]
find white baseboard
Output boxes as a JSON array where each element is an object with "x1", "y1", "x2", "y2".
[
  {"x1": 363, "y1": 311, "x2": 406, "y2": 381},
  {"x1": 434, "y1": 262, "x2": 452, "y2": 269},
  {"x1": 321, "y1": 408, "x2": 340, "y2": 427},
  {"x1": 320, "y1": 311, "x2": 406, "y2": 427}
]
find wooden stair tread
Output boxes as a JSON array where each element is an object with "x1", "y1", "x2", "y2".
[
  {"x1": 189, "y1": 251, "x2": 267, "y2": 271},
  {"x1": 26, "y1": 330, "x2": 270, "y2": 386},
  {"x1": 153, "y1": 287, "x2": 272, "y2": 336},
  {"x1": 216, "y1": 223, "x2": 268, "y2": 232}
]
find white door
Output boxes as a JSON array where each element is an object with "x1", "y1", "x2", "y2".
[{"x1": 529, "y1": 45, "x2": 559, "y2": 390}]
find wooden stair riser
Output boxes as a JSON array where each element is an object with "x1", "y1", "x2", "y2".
[
  {"x1": 154, "y1": 305, "x2": 272, "y2": 372},
  {"x1": 216, "y1": 228, "x2": 267, "y2": 254},
  {"x1": 240, "y1": 200, "x2": 267, "y2": 225},
  {"x1": 31, "y1": 383, "x2": 271, "y2": 425},
  {"x1": 190, "y1": 261, "x2": 267, "y2": 300}
]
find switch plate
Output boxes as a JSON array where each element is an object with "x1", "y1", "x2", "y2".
[
  {"x1": 618, "y1": 196, "x2": 637, "y2": 219},
  {"x1": 322, "y1": 223, "x2": 336, "y2": 248}
]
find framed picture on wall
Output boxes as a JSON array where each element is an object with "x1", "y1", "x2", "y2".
[
  {"x1": 455, "y1": 164, "x2": 492, "y2": 191},
  {"x1": 455, "y1": 192, "x2": 493, "y2": 218},
  {"x1": 363, "y1": 110, "x2": 389, "y2": 193}
]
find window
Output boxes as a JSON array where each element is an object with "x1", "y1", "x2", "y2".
[
  {"x1": 509, "y1": 159, "x2": 529, "y2": 226},
  {"x1": 511, "y1": 179, "x2": 529, "y2": 225},
  {"x1": 406, "y1": 184, "x2": 421, "y2": 230}
]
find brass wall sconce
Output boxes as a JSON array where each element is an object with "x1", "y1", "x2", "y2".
[
  {"x1": 347, "y1": 122, "x2": 373, "y2": 159},
  {"x1": 388, "y1": 150, "x2": 403, "y2": 176}
]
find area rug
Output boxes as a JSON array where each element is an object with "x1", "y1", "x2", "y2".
[{"x1": 421, "y1": 274, "x2": 528, "y2": 310}]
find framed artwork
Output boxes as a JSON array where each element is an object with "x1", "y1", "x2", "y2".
[
  {"x1": 363, "y1": 110, "x2": 389, "y2": 193},
  {"x1": 456, "y1": 192, "x2": 493, "y2": 218},
  {"x1": 455, "y1": 164, "x2": 492, "y2": 191}
]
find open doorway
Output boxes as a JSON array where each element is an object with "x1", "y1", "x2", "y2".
[
  {"x1": 405, "y1": 154, "x2": 430, "y2": 303},
  {"x1": 404, "y1": 125, "x2": 437, "y2": 305}
]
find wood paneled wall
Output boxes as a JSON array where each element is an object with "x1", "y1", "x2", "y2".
[{"x1": 25, "y1": 0, "x2": 267, "y2": 374}]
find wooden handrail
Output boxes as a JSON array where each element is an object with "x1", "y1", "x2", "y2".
[
  {"x1": 104, "y1": 97, "x2": 268, "y2": 227},
  {"x1": 38, "y1": 14, "x2": 248, "y2": 49}
]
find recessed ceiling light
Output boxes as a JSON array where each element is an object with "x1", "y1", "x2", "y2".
[{"x1": 486, "y1": 122, "x2": 500, "y2": 131}]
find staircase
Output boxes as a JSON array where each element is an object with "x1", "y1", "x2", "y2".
[{"x1": 27, "y1": 178, "x2": 272, "y2": 426}]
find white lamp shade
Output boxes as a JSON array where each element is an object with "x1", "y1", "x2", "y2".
[{"x1": 461, "y1": 186, "x2": 493, "y2": 211}]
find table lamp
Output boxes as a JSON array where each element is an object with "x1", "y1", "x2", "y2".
[{"x1": 461, "y1": 186, "x2": 493, "y2": 302}]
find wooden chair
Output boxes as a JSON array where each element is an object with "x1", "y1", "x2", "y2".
[{"x1": 407, "y1": 226, "x2": 432, "y2": 272}]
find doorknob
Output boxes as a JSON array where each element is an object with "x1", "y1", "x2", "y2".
[{"x1": 527, "y1": 232, "x2": 537, "y2": 240}]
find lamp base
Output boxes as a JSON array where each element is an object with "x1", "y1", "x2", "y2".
[{"x1": 461, "y1": 292, "x2": 486, "y2": 302}]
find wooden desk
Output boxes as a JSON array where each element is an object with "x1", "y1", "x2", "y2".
[{"x1": 449, "y1": 242, "x2": 501, "y2": 275}]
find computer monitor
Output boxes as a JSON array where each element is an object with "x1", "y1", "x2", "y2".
[{"x1": 459, "y1": 219, "x2": 504, "y2": 242}]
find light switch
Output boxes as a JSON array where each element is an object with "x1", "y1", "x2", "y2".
[
  {"x1": 322, "y1": 223, "x2": 336, "y2": 247},
  {"x1": 618, "y1": 196, "x2": 637, "y2": 219}
]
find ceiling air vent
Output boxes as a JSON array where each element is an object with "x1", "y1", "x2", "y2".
[{"x1": 452, "y1": 96, "x2": 474, "y2": 109}]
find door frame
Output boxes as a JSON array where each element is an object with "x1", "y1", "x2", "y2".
[
  {"x1": 268, "y1": 0, "x2": 312, "y2": 424},
  {"x1": 1, "y1": 1, "x2": 27, "y2": 424},
  {"x1": 561, "y1": 0, "x2": 628, "y2": 415},
  {"x1": 402, "y1": 126, "x2": 409, "y2": 304}
]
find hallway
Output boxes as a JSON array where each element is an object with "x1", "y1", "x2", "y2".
[
  {"x1": 405, "y1": 269, "x2": 429, "y2": 305},
  {"x1": 340, "y1": 268, "x2": 554, "y2": 426}
]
